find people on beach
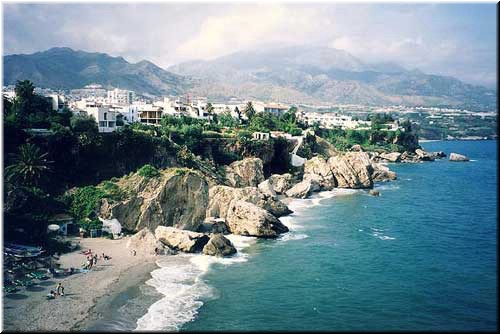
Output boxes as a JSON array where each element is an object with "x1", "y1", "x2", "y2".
[
  {"x1": 131, "y1": 249, "x2": 136, "y2": 256},
  {"x1": 56, "y1": 283, "x2": 64, "y2": 296},
  {"x1": 47, "y1": 290, "x2": 57, "y2": 300},
  {"x1": 85, "y1": 257, "x2": 92, "y2": 270},
  {"x1": 93, "y1": 254, "x2": 98, "y2": 266}
]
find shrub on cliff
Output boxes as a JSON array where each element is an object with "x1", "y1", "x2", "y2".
[
  {"x1": 68, "y1": 186, "x2": 106, "y2": 223},
  {"x1": 138, "y1": 164, "x2": 160, "y2": 178}
]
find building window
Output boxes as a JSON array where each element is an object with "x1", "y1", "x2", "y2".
[
  {"x1": 108, "y1": 121, "x2": 115, "y2": 127},
  {"x1": 99, "y1": 121, "x2": 106, "y2": 127},
  {"x1": 104, "y1": 112, "x2": 107, "y2": 120}
]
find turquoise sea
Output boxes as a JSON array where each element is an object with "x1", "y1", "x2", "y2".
[{"x1": 89, "y1": 140, "x2": 498, "y2": 331}]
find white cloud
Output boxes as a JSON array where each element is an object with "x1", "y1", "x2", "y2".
[
  {"x1": 2, "y1": 3, "x2": 497, "y2": 86},
  {"x1": 175, "y1": 4, "x2": 329, "y2": 61}
]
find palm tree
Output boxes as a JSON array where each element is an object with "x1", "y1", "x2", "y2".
[
  {"x1": 205, "y1": 103, "x2": 215, "y2": 123},
  {"x1": 243, "y1": 101, "x2": 256, "y2": 122},
  {"x1": 5, "y1": 143, "x2": 53, "y2": 187},
  {"x1": 234, "y1": 106, "x2": 242, "y2": 123}
]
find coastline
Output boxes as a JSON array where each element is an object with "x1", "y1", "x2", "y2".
[
  {"x1": 3, "y1": 143, "x2": 477, "y2": 331},
  {"x1": 2, "y1": 237, "x2": 157, "y2": 331}
]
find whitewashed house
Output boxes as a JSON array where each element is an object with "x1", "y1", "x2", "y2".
[{"x1": 85, "y1": 105, "x2": 117, "y2": 133}]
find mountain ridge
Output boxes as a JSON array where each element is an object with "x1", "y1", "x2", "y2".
[
  {"x1": 168, "y1": 46, "x2": 496, "y2": 111},
  {"x1": 3, "y1": 47, "x2": 192, "y2": 96},
  {"x1": 3, "y1": 47, "x2": 496, "y2": 111}
]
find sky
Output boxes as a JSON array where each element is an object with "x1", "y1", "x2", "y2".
[{"x1": 2, "y1": 2, "x2": 497, "y2": 87}]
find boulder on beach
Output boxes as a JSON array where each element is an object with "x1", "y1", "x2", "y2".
[
  {"x1": 285, "y1": 178, "x2": 320, "y2": 199},
  {"x1": 225, "y1": 200, "x2": 289, "y2": 238},
  {"x1": 257, "y1": 179, "x2": 276, "y2": 197},
  {"x1": 207, "y1": 185, "x2": 291, "y2": 219},
  {"x1": 380, "y1": 152, "x2": 401, "y2": 163},
  {"x1": 198, "y1": 217, "x2": 229, "y2": 234},
  {"x1": 225, "y1": 157, "x2": 265, "y2": 187},
  {"x1": 449, "y1": 152, "x2": 470, "y2": 162},
  {"x1": 372, "y1": 163, "x2": 397, "y2": 182},
  {"x1": 202, "y1": 234, "x2": 237, "y2": 257},
  {"x1": 369, "y1": 190, "x2": 380, "y2": 196},
  {"x1": 126, "y1": 228, "x2": 165, "y2": 255},
  {"x1": 267, "y1": 173, "x2": 295, "y2": 194},
  {"x1": 155, "y1": 226, "x2": 210, "y2": 253},
  {"x1": 304, "y1": 156, "x2": 336, "y2": 190}
]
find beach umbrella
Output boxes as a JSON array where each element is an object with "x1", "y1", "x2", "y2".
[{"x1": 47, "y1": 224, "x2": 60, "y2": 232}]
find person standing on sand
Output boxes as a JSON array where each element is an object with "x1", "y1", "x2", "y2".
[
  {"x1": 93, "y1": 254, "x2": 98, "y2": 266},
  {"x1": 56, "y1": 283, "x2": 64, "y2": 296}
]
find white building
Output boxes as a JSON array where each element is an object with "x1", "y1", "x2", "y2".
[
  {"x1": 117, "y1": 105, "x2": 140, "y2": 124},
  {"x1": 85, "y1": 105, "x2": 117, "y2": 133},
  {"x1": 107, "y1": 88, "x2": 134, "y2": 106},
  {"x1": 300, "y1": 112, "x2": 371, "y2": 130},
  {"x1": 72, "y1": 99, "x2": 117, "y2": 132},
  {"x1": 264, "y1": 103, "x2": 289, "y2": 115},
  {"x1": 137, "y1": 104, "x2": 164, "y2": 125},
  {"x1": 48, "y1": 94, "x2": 67, "y2": 111}
]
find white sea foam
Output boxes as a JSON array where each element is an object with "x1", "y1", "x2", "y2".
[
  {"x1": 135, "y1": 235, "x2": 256, "y2": 331},
  {"x1": 371, "y1": 231, "x2": 396, "y2": 240},
  {"x1": 136, "y1": 187, "x2": 361, "y2": 330},
  {"x1": 279, "y1": 232, "x2": 309, "y2": 242},
  {"x1": 375, "y1": 184, "x2": 400, "y2": 191}
]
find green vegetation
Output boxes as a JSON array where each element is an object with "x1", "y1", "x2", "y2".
[
  {"x1": 2, "y1": 80, "x2": 422, "y2": 244},
  {"x1": 5, "y1": 143, "x2": 53, "y2": 188},
  {"x1": 138, "y1": 164, "x2": 160, "y2": 178}
]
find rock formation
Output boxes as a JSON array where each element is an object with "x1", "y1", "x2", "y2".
[
  {"x1": 225, "y1": 200, "x2": 289, "y2": 237},
  {"x1": 380, "y1": 152, "x2": 402, "y2": 162},
  {"x1": 372, "y1": 163, "x2": 397, "y2": 182},
  {"x1": 285, "y1": 178, "x2": 320, "y2": 198},
  {"x1": 257, "y1": 179, "x2": 276, "y2": 197},
  {"x1": 207, "y1": 185, "x2": 291, "y2": 218},
  {"x1": 328, "y1": 152, "x2": 374, "y2": 189},
  {"x1": 415, "y1": 149, "x2": 435, "y2": 161},
  {"x1": 449, "y1": 152, "x2": 470, "y2": 162},
  {"x1": 267, "y1": 173, "x2": 295, "y2": 194},
  {"x1": 303, "y1": 157, "x2": 336, "y2": 190},
  {"x1": 155, "y1": 226, "x2": 210, "y2": 253},
  {"x1": 126, "y1": 228, "x2": 167, "y2": 256},
  {"x1": 202, "y1": 234, "x2": 237, "y2": 257},
  {"x1": 225, "y1": 157, "x2": 265, "y2": 187},
  {"x1": 100, "y1": 169, "x2": 208, "y2": 232},
  {"x1": 198, "y1": 217, "x2": 229, "y2": 234}
]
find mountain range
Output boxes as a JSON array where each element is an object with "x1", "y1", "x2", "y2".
[
  {"x1": 3, "y1": 47, "x2": 191, "y2": 96},
  {"x1": 3, "y1": 47, "x2": 497, "y2": 111}
]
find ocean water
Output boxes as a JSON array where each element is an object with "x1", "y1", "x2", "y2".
[{"x1": 94, "y1": 140, "x2": 498, "y2": 331}]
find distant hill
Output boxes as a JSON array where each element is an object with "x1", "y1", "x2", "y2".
[
  {"x1": 3, "y1": 46, "x2": 496, "y2": 111},
  {"x1": 3, "y1": 47, "x2": 192, "y2": 96},
  {"x1": 168, "y1": 46, "x2": 497, "y2": 111}
]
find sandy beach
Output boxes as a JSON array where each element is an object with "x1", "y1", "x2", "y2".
[{"x1": 3, "y1": 237, "x2": 157, "y2": 331}]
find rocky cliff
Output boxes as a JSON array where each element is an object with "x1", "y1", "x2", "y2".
[
  {"x1": 100, "y1": 168, "x2": 208, "y2": 232},
  {"x1": 225, "y1": 158, "x2": 265, "y2": 187}
]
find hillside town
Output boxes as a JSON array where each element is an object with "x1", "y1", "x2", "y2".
[{"x1": 3, "y1": 84, "x2": 398, "y2": 133}]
